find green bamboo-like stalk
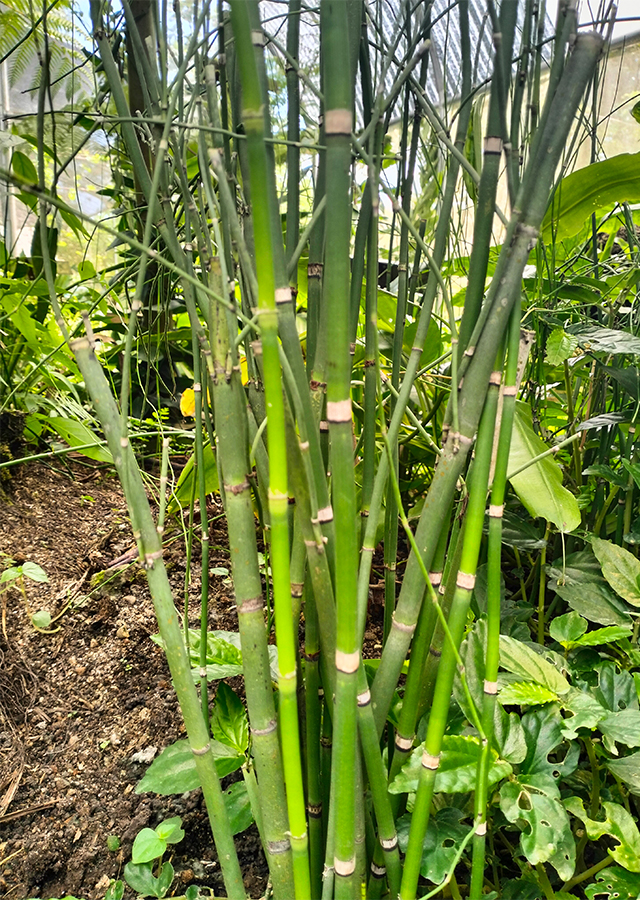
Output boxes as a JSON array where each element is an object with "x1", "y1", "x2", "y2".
[
  {"x1": 469, "y1": 302, "x2": 521, "y2": 899},
  {"x1": 72, "y1": 337, "x2": 247, "y2": 900},
  {"x1": 285, "y1": 0, "x2": 301, "y2": 274},
  {"x1": 400, "y1": 369, "x2": 499, "y2": 900},
  {"x1": 228, "y1": 5, "x2": 310, "y2": 896},
  {"x1": 371, "y1": 29, "x2": 603, "y2": 737},
  {"x1": 320, "y1": 2, "x2": 360, "y2": 895},
  {"x1": 208, "y1": 262, "x2": 295, "y2": 899}
]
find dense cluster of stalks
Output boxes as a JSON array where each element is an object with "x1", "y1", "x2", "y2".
[{"x1": 6, "y1": 0, "x2": 609, "y2": 897}]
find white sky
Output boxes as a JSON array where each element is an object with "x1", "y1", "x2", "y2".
[{"x1": 546, "y1": 0, "x2": 640, "y2": 41}]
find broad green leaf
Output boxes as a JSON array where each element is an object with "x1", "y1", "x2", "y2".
[
  {"x1": 582, "y1": 464, "x2": 629, "y2": 488},
  {"x1": 592, "y1": 538, "x2": 640, "y2": 607},
  {"x1": 596, "y1": 662, "x2": 638, "y2": 713},
  {"x1": 554, "y1": 581, "x2": 632, "y2": 627},
  {"x1": 607, "y1": 752, "x2": 640, "y2": 796},
  {"x1": 499, "y1": 636, "x2": 570, "y2": 695},
  {"x1": 550, "y1": 611, "x2": 587, "y2": 646},
  {"x1": 156, "y1": 862, "x2": 174, "y2": 898},
  {"x1": 78, "y1": 260, "x2": 96, "y2": 279},
  {"x1": 568, "y1": 324, "x2": 640, "y2": 357},
  {"x1": 12, "y1": 149, "x2": 38, "y2": 184},
  {"x1": 132, "y1": 828, "x2": 166, "y2": 864},
  {"x1": 599, "y1": 710, "x2": 640, "y2": 751},
  {"x1": 542, "y1": 152, "x2": 640, "y2": 241},
  {"x1": 602, "y1": 365, "x2": 640, "y2": 402},
  {"x1": 550, "y1": 611, "x2": 631, "y2": 649},
  {"x1": 500, "y1": 774, "x2": 576, "y2": 880},
  {"x1": 211, "y1": 683, "x2": 249, "y2": 755},
  {"x1": 546, "y1": 329, "x2": 579, "y2": 366},
  {"x1": 622, "y1": 460, "x2": 640, "y2": 493},
  {"x1": 155, "y1": 816, "x2": 184, "y2": 844},
  {"x1": 584, "y1": 866, "x2": 640, "y2": 900},
  {"x1": 136, "y1": 738, "x2": 243, "y2": 794},
  {"x1": 560, "y1": 689, "x2": 608, "y2": 741},
  {"x1": 389, "y1": 734, "x2": 511, "y2": 795},
  {"x1": 168, "y1": 442, "x2": 218, "y2": 511},
  {"x1": 521, "y1": 705, "x2": 579, "y2": 781},
  {"x1": 396, "y1": 807, "x2": 472, "y2": 884},
  {"x1": 499, "y1": 681, "x2": 558, "y2": 706},
  {"x1": 565, "y1": 798, "x2": 640, "y2": 872},
  {"x1": 21, "y1": 562, "x2": 49, "y2": 583},
  {"x1": 31, "y1": 610, "x2": 52, "y2": 628},
  {"x1": 508, "y1": 402, "x2": 580, "y2": 533},
  {"x1": 0, "y1": 567, "x2": 21, "y2": 584},
  {"x1": 47, "y1": 416, "x2": 112, "y2": 464},
  {"x1": 401, "y1": 320, "x2": 443, "y2": 369},
  {"x1": 124, "y1": 861, "x2": 166, "y2": 898},
  {"x1": 224, "y1": 780, "x2": 253, "y2": 835}
]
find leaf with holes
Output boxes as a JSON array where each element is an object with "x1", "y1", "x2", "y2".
[
  {"x1": 591, "y1": 538, "x2": 640, "y2": 607},
  {"x1": 599, "y1": 710, "x2": 640, "y2": 752},
  {"x1": 596, "y1": 662, "x2": 638, "y2": 713},
  {"x1": 396, "y1": 807, "x2": 472, "y2": 884},
  {"x1": 584, "y1": 866, "x2": 640, "y2": 900},
  {"x1": 388, "y1": 734, "x2": 512, "y2": 795},
  {"x1": 499, "y1": 637, "x2": 570, "y2": 695},
  {"x1": 565, "y1": 798, "x2": 640, "y2": 872},
  {"x1": 560, "y1": 689, "x2": 608, "y2": 741},
  {"x1": 521, "y1": 705, "x2": 580, "y2": 781},
  {"x1": 500, "y1": 774, "x2": 576, "y2": 881}
]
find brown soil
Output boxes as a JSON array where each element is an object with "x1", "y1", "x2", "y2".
[{"x1": 0, "y1": 460, "x2": 269, "y2": 900}]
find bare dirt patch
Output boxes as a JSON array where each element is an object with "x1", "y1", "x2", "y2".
[{"x1": 0, "y1": 460, "x2": 267, "y2": 900}]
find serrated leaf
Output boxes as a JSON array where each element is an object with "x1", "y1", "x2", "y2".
[
  {"x1": 132, "y1": 828, "x2": 166, "y2": 864},
  {"x1": 211, "y1": 683, "x2": 249, "y2": 755},
  {"x1": 546, "y1": 329, "x2": 579, "y2": 366},
  {"x1": 396, "y1": 807, "x2": 472, "y2": 884},
  {"x1": 500, "y1": 774, "x2": 576, "y2": 880},
  {"x1": 21, "y1": 561, "x2": 49, "y2": 583},
  {"x1": 508, "y1": 402, "x2": 580, "y2": 533},
  {"x1": 584, "y1": 865, "x2": 640, "y2": 900},
  {"x1": 592, "y1": 538, "x2": 640, "y2": 606},
  {"x1": 389, "y1": 734, "x2": 511, "y2": 795},
  {"x1": 573, "y1": 625, "x2": 632, "y2": 648},
  {"x1": 499, "y1": 681, "x2": 559, "y2": 706},
  {"x1": 607, "y1": 752, "x2": 640, "y2": 796},
  {"x1": 224, "y1": 780, "x2": 253, "y2": 835},
  {"x1": 565, "y1": 798, "x2": 640, "y2": 872},
  {"x1": 499, "y1": 636, "x2": 570, "y2": 695},
  {"x1": 136, "y1": 739, "x2": 243, "y2": 794}
]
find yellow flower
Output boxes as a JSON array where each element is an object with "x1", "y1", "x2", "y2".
[{"x1": 180, "y1": 388, "x2": 196, "y2": 417}]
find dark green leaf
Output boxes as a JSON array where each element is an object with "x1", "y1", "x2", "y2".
[
  {"x1": 211, "y1": 683, "x2": 249, "y2": 755},
  {"x1": 224, "y1": 780, "x2": 253, "y2": 835},
  {"x1": 550, "y1": 612, "x2": 587, "y2": 646},
  {"x1": 124, "y1": 861, "x2": 163, "y2": 898},
  {"x1": 521, "y1": 705, "x2": 579, "y2": 781},
  {"x1": 596, "y1": 662, "x2": 638, "y2": 713},
  {"x1": 396, "y1": 807, "x2": 472, "y2": 884},
  {"x1": 583, "y1": 465, "x2": 629, "y2": 488},
  {"x1": 553, "y1": 581, "x2": 632, "y2": 627},
  {"x1": 599, "y1": 710, "x2": 640, "y2": 750}
]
